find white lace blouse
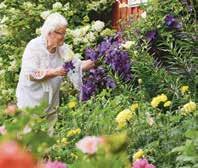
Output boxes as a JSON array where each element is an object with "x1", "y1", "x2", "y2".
[{"x1": 16, "y1": 36, "x2": 82, "y2": 110}]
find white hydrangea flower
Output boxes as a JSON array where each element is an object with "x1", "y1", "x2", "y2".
[
  {"x1": 40, "y1": 11, "x2": 51, "y2": 20},
  {"x1": 91, "y1": 20, "x2": 105, "y2": 32},
  {"x1": 52, "y1": 2, "x2": 63, "y2": 9},
  {"x1": 73, "y1": 38, "x2": 81, "y2": 45},
  {"x1": 72, "y1": 29, "x2": 81, "y2": 38},
  {"x1": 86, "y1": 32, "x2": 95, "y2": 42},
  {"x1": 121, "y1": 41, "x2": 135, "y2": 49}
]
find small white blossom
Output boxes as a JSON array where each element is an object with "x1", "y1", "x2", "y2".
[
  {"x1": 23, "y1": 2, "x2": 33, "y2": 8},
  {"x1": 52, "y1": 2, "x2": 63, "y2": 9},
  {"x1": 91, "y1": 20, "x2": 105, "y2": 32},
  {"x1": 86, "y1": 32, "x2": 95, "y2": 42},
  {"x1": 64, "y1": 2, "x2": 70, "y2": 10},
  {"x1": 121, "y1": 41, "x2": 135, "y2": 49},
  {"x1": 40, "y1": 11, "x2": 51, "y2": 20},
  {"x1": 141, "y1": 11, "x2": 147, "y2": 19}
]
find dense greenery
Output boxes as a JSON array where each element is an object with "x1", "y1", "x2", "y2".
[{"x1": 0, "y1": 0, "x2": 197, "y2": 168}]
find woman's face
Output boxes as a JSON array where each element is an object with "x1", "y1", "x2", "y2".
[{"x1": 48, "y1": 26, "x2": 66, "y2": 47}]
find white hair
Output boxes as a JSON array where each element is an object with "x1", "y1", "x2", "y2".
[{"x1": 41, "y1": 13, "x2": 68, "y2": 38}]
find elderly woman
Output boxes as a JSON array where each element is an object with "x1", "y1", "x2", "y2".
[{"x1": 16, "y1": 13, "x2": 94, "y2": 133}]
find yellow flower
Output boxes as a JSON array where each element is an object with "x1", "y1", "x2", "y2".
[
  {"x1": 67, "y1": 100, "x2": 77, "y2": 109},
  {"x1": 151, "y1": 94, "x2": 168, "y2": 108},
  {"x1": 180, "y1": 85, "x2": 189, "y2": 94},
  {"x1": 181, "y1": 101, "x2": 196, "y2": 114},
  {"x1": 159, "y1": 94, "x2": 168, "y2": 102},
  {"x1": 70, "y1": 153, "x2": 78, "y2": 159},
  {"x1": 130, "y1": 103, "x2": 139, "y2": 112},
  {"x1": 133, "y1": 149, "x2": 144, "y2": 161},
  {"x1": 61, "y1": 137, "x2": 68, "y2": 144},
  {"x1": 67, "y1": 128, "x2": 81, "y2": 137},
  {"x1": 115, "y1": 109, "x2": 133, "y2": 128},
  {"x1": 164, "y1": 101, "x2": 172, "y2": 107}
]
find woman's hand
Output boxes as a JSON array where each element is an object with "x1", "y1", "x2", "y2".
[
  {"x1": 82, "y1": 60, "x2": 95, "y2": 71},
  {"x1": 46, "y1": 67, "x2": 67, "y2": 78},
  {"x1": 51, "y1": 67, "x2": 67, "y2": 76}
]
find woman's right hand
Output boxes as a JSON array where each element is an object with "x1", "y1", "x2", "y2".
[{"x1": 46, "y1": 67, "x2": 67, "y2": 78}]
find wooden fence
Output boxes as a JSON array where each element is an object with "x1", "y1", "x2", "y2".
[{"x1": 112, "y1": 0, "x2": 144, "y2": 30}]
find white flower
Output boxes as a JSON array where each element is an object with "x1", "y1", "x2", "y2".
[
  {"x1": 23, "y1": 2, "x2": 33, "y2": 8},
  {"x1": 52, "y1": 2, "x2": 63, "y2": 9},
  {"x1": 64, "y1": 2, "x2": 70, "y2": 10},
  {"x1": 40, "y1": 11, "x2": 51, "y2": 20},
  {"x1": 121, "y1": 41, "x2": 135, "y2": 49},
  {"x1": 35, "y1": 28, "x2": 41, "y2": 35},
  {"x1": 86, "y1": 32, "x2": 95, "y2": 42},
  {"x1": 23, "y1": 125, "x2": 32, "y2": 134},
  {"x1": 0, "y1": 2, "x2": 7, "y2": 9},
  {"x1": 141, "y1": 11, "x2": 147, "y2": 19},
  {"x1": 72, "y1": 29, "x2": 81, "y2": 38},
  {"x1": 91, "y1": 20, "x2": 105, "y2": 32}
]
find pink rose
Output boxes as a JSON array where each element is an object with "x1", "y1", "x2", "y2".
[{"x1": 76, "y1": 136, "x2": 102, "y2": 154}]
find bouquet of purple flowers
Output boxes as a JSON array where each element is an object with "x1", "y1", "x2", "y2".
[{"x1": 62, "y1": 61, "x2": 75, "y2": 72}]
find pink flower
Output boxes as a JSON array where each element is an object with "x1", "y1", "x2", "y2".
[
  {"x1": 45, "y1": 161, "x2": 67, "y2": 168},
  {"x1": 0, "y1": 141, "x2": 36, "y2": 168},
  {"x1": 133, "y1": 159, "x2": 156, "y2": 168},
  {"x1": 76, "y1": 136, "x2": 102, "y2": 154},
  {"x1": 0, "y1": 125, "x2": 7, "y2": 135}
]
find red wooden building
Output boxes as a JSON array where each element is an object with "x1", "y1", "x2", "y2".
[{"x1": 112, "y1": 0, "x2": 146, "y2": 30}]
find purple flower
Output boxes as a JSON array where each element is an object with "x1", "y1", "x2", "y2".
[
  {"x1": 85, "y1": 48, "x2": 98, "y2": 61},
  {"x1": 165, "y1": 15, "x2": 182, "y2": 30},
  {"x1": 63, "y1": 61, "x2": 75, "y2": 72},
  {"x1": 45, "y1": 161, "x2": 67, "y2": 168},
  {"x1": 104, "y1": 76, "x2": 116, "y2": 89},
  {"x1": 146, "y1": 30, "x2": 157, "y2": 42}
]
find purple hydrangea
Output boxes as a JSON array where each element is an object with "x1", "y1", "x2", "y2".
[{"x1": 63, "y1": 61, "x2": 75, "y2": 72}]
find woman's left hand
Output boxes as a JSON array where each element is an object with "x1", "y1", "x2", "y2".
[{"x1": 82, "y1": 60, "x2": 95, "y2": 71}]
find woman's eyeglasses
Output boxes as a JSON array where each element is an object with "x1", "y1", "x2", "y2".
[{"x1": 54, "y1": 31, "x2": 66, "y2": 36}]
